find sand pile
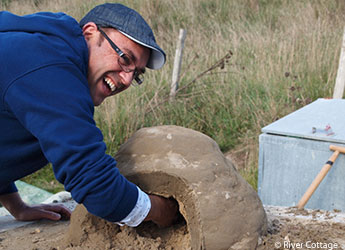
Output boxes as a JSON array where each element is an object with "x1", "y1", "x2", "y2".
[
  {"x1": 63, "y1": 204, "x2": 190, "y2": 249},
  {"x1": 63, "y1": 125, "x2": 267, "y2": 249}
]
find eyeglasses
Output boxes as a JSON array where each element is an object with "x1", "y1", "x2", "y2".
[{"x1": 97, "y1": 26, "x2": 145, "y2": 85}]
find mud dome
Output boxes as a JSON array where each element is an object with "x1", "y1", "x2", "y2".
[{"x1": 64, "y1": 125, "x2": 267, "y2": 249}]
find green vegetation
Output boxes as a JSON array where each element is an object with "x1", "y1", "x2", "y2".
[
  {"x1": 21, "y1": 164, "x2": 62, "y2": 193},
  {"x1": 3, "y1": 0, "x2": 345, "y2": 191}
]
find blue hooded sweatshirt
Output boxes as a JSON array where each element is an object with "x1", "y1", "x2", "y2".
[{"x1": 0, "y1": 11, "x2": 138, "y2": 222}]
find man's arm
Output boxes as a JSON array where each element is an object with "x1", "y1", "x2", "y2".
[
  {"x1": 0, "y1": 192, "x2": 71, "y2": 221},
  {"x1": 115, "y1": 187, "x2": 179, "y2": 228},
  {"x1": 145, "y1": 194, "x2": 179, "y2": 227},
  {"x1": 0, "y1": 191, "x2": 179, "y2": 226}
]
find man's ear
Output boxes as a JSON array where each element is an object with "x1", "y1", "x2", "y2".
[{"x1": 82, "y1": 22, "x2": 98, "y2": 40}]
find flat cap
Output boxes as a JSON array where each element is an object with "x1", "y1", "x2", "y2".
[{"x1": 80, "y1": 3, "x2": 166, "y2": 69}]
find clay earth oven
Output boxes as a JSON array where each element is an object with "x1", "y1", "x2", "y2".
[{"x1": 65, "y1": 126, "x2": 267, "y2": 249}]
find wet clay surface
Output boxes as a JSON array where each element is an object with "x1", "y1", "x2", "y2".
[{"x1": 114, "y1": 126, "x2": 267, "y2": 249}]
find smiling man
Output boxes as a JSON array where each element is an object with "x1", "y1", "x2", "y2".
[{"x1": 0, "y1": 3, "x2": 178, "y2": 227}]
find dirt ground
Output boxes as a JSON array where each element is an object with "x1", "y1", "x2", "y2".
[
  {"x1": 258, "y1": 206, "x2": 345, "y2": 250},
  {"x1": 0, "y1": 205, "x2": 344, "y2": 250},
  {"x1": 0, "y1": 219, "x2": 68, "y2": 250}
]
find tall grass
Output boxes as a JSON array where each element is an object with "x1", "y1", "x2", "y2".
[{"x1": 4, "y1": 0, "x2": 345, "y2": 191}]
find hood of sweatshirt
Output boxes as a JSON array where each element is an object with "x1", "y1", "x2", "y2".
[
  {"x1": 0, "y1": 11, "x2": 89, "y2": 98},
  {"x1": 0, "y1": 11, "x2": 87, "y2": 62}
]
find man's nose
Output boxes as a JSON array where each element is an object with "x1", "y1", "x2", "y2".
[{"x1": 119, "y1": 71, "x2": 134, "y2": 86}]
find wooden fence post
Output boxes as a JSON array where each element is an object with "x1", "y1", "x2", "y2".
[
  {"x1": 333, "y1": 26, "x2": 345, "y2": 99},
  {"x1": 170, "y1": 29, "x2": 187, "y2": 101}
]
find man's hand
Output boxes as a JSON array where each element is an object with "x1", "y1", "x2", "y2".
[
  {"x1": 10, "y1": 203, "x2": 71, "y2": 221},
  {"x1": 144, "y1": 194, "x2": 180, "y2": 228},
  {"x1": 0, "y1": 192, "x2": 71, "y2": 221}
]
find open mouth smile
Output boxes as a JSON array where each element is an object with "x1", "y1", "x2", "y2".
[
  {"x1": 103, "y1": 76, "x2": 116, "y2": 92},
  {"x1": 100, "y1": 75, "x2": 128, "y2": 99}
]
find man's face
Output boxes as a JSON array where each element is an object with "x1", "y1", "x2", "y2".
[{"x1": 83, "y1": 23, "x2": 150, "y2": 106}]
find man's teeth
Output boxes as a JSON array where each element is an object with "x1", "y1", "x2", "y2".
[{"x1": 104, "y1": 77, "x2": 116, "y2": 92}]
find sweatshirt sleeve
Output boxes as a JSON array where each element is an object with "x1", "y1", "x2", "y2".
[
  {"x1": 4, "y1": 63, "x2": 138, "y2": 222},
  {"x1": 0, "y1": 182, "x2": 17, "y2": 195}
]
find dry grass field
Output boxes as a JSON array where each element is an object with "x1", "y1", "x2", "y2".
[{"x1": 2, "y1": 0, "x2": 345, "y2": 190}]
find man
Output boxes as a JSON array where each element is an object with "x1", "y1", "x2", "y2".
[{"x1": 0, "y1": 3, "x2": 178, "y2": 227}]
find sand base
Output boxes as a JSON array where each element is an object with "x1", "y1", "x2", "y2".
[
  {"x1": 62, "y1": 204, "x2": 191, "y2": 250},
  {"x1": 0, "y1": 206, "x2": 344, "y2": 250}
]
